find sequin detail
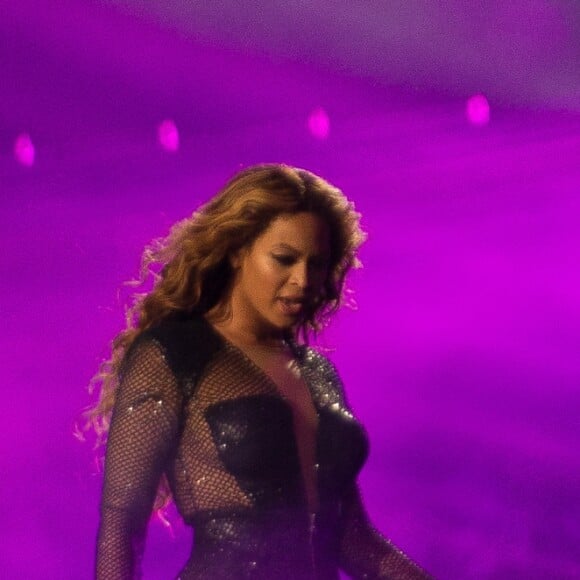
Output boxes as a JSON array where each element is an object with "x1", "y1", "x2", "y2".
[{"x1": 96, "y1": 318, "x2": 430, "y2": 579}]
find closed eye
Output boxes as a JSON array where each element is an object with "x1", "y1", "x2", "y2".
[
  {"x1": 272, "y1": 253, "x2": 329, "y2": 271},
  {"x1": 273, "y1": 254, "x2": 296, "y2": 266}
]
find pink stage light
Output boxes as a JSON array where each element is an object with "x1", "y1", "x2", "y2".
[
  {"x1": 14, "y1": 133, "x2": 35, "y2": 166},
  {"x1": 158, "y1": 119, "x2": 180, "y2": 152},
  {"x1": 307, "y1": 107, "x2": 330, "y2": 140},
  {"x1": 466, "y1": 94, "x2": 490, "y2": 126}
]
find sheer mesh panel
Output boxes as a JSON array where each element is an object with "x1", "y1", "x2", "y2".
[
  {"x1": 96, "y1": 323, "x2": 430, "y2": 579},
  {"x1": 97, "y1": 339, "x2": 183, "y2": 579},
  {"x1": 338, "y1": 484, "x2": 429, "y2": 579},
  {"x1": 173, "y1": 345, "x2": 280, "y2": 515}
]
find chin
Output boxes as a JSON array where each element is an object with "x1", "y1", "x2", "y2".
[
  {"x1": 274, "y1": 319, "x2": 295, "y2": 331},
  {"x1": 270, "y1": 316, "x2": 298, "y2": 332}
]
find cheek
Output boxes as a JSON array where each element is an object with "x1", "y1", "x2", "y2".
[{"x1": 252, "y1": 256, "x2": 283, "y2": 289}]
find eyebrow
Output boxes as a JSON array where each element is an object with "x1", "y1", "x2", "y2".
[
  {"x1": 272, "y1": 243, "x2": 329, "y2": 258},
  {"x1": 272, "y1": 243, "x2": 300, "y2": 253}
]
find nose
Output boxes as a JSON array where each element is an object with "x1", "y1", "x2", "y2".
[{"x1": 289, "y1": 261, "x2": 309, "y2": 290}]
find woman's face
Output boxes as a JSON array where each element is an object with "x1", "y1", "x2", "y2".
[{"x1": 229, "y1": 212, "x2": 331, "y2": 336}]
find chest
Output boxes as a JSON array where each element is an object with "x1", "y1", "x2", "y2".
[
  {"x1": 245, "y1": 348, "x2": 319, "y2": 432},
  {"x1": 189, "y1": 346, "x2": 369, "y2": 501}
]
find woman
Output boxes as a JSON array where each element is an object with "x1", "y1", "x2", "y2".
[{"x1": 90, "y1": 164, "x2": 430, "y2": 578}]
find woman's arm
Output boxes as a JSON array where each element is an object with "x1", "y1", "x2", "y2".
[
  {"x1": 338, "y1": 482, "x2": 431, "y2": 579},
  {"x1": 96, "y1": 338, "x2": 182, "y2": 579}
]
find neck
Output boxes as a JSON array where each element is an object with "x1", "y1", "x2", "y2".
[
  {"x1": 206, "y1": 306, "x2": 289, "y2": 348},
  {"x1": 220, "y1": 322, "x2": 286, "y2": 348}
]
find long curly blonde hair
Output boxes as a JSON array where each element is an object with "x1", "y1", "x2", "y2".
[{"x1": 84, "y1": 163, "x2": 366, "y2": 507}]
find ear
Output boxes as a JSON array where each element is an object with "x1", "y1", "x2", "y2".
[{"x1": 229, "y1": 248, "x2": 243, "y2": 269}]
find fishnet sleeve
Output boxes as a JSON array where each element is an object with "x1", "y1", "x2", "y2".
[
  {"x1": 96, "y1": 338, "x2": 183, "y2": 579},
  {"x1": 338, "y1": 483, "x2": 431, "y2": 579}
]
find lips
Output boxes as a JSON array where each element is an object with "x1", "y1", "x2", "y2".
[{"x1": 277, "y1": 296, "x2": 304, "y2": 316}]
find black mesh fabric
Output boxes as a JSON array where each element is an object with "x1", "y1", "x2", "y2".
[{"x1": 96, "y1": 314, "x2": 430, "y2": 579}]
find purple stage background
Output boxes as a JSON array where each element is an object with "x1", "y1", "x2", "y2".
[{"x1": 2, "y1": 2, "x2": 579, "y2": 578}]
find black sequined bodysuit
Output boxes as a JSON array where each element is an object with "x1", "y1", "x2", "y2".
[{"x1": 96, "y1": 314, "x2": 429, "y2": 579}]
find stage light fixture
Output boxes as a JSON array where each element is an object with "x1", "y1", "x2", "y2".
[
  {"x1": 307, "y1": 107, "x2": 330, "y2": 140},
  {"x1": 466, "y1": 94, "x2": 490, "y2": 126},
  {"x1": 14, "y1": 133, "x2": 35, "y2": 166},
  {"x1": 158, "y1": 119, "x2": 180, "y2": 152}
]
